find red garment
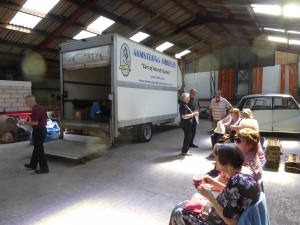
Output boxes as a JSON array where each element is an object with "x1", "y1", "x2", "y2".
[{"x1": 30, "y1": 104, "x2": 47, "y2": 129}]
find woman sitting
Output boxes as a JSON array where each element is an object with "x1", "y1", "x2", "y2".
[
  {"x1": 241, "y1": 108, "x2": 253, "y2": 119},
  {"x1": 208, "y1": 128, "x2": 263, "y2": 189},
  {"x1": 210, "y1": 108, "x2": 241, "y2": 154},
  {"x1": 169, "y1": 143, "x2": 260, "y2": 225}
]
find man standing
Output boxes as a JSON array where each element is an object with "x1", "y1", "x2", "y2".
[
  {"x1": 19, "y1": 95, "x2": 49, "y2": 174},
  {"x1": 188, "y1": 89, "x2": 200, "y2": 148},
  {"x1": 209, "y1": 90, "x2": 233, "y2": 129}
]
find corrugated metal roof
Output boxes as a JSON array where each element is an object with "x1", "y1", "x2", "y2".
[{"x1": 0, "y1": 0, "x2": 299, "y2": 73}]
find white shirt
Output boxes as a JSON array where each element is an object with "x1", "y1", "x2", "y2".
[{"x1": 210, "y1": 97, "x2": 231, "y2": 121}]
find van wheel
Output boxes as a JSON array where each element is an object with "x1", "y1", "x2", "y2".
[{"x1": 138, "y1": 123, "x2": 153, "y2": 143}]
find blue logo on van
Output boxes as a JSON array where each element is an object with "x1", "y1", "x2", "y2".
[{"x1": 119, "y1": 43, "x2": 131, "y2": 77}]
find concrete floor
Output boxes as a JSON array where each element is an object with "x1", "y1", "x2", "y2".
[{"x1": 0, "y1": 119, "x2": 300, "y2": 225}]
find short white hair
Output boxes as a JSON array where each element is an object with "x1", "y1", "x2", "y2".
[
  {"x1": 239, "y1": 119, "x2": 259, "y2": 131},
  {"x1": 180, "y1": 93, "x2": 189, "y2": 101},
  {"x1": 24, "y1": 95, "x2": 36, "y2": 101}
]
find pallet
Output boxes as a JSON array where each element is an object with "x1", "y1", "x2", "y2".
[
  {"x1": 285, "y1": 154, "x2": 300, "y2": 173},
  {"x1": 265, "y1": 139, "x2": 282, "y2": 169}
]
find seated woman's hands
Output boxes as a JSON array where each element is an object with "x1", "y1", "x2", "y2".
[
  {"x1": 197, "y1": 184, "x2": 214, "y2": 202},
  {"x1": 202, "y1": 175, "x2": 213, "y2": 184}
]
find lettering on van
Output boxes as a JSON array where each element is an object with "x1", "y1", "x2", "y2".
[
  {"x1": 141, "y1": 63, "x2": 171, "y2": 75},
  {"x1": 119, "y1": 43, "x2": 131, "y2": 77},
  {"x1": 133, "y1": 48, "x2": 176, "y2": 69}
]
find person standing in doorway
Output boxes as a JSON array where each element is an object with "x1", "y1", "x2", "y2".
[
  {"x1": 188, "y1": 89, "x2": 200, "y2": 148},
  {"x1": 209, "y1": 90, "x2": 233, "y2": 129},
  {"x1": 19, "y1": 95, "x2": 49, "y2": 174}
]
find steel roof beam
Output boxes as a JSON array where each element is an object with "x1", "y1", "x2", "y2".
[
  {"x1": 62, "y1": 0, "x2": 200, "y2": 54},
  {"x1": 209, "y1": 0, "x2": 250, "y2": 37},
  {"x1": 0, "y1": 1, "x2": 87, "y2": 30},
  {"x1": 240, "y1": 0, "x2": 263, "y2": 33},
  {"x1": 0, "y1": 40, "x2": 58, "y2": 54},
  {"x1": 186, "y1": 0, "x2": 233, "y2": 38},
  {"x1": 34, "y1": 0, "x2": 99, "y2": 53},
  {"x1": 0, "y1": 23, "x2": 70, "y2": 42},
  {"x1": 119, "y1": 0, "x2": 209, "y2": 47}
]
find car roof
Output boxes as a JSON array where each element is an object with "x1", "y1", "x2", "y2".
[{"x1": 241, "y1": 94, "x2": 293, "y2": 99}]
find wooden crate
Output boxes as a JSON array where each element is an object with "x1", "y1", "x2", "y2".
[
  {"x1": 265, "y1": 160, "x2": 280, "y2": 169},
  {"x1": 266, "y1": 139, "x2": 283, "y2": 154},
  {"x1": 266, "y1": 155, "x2": 280, "y2": 161},
  {"x1": 285, "y1": 154, "x2": 300, "y2": 173}
]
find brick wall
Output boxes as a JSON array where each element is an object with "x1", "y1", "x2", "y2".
[{"x1": 0, "y1": 80, "x2": 32, "y2": 112}]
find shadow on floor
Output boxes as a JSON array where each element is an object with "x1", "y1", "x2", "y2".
[{"x1": 152, "y1": 154, "x2": 186, "y2": 164}]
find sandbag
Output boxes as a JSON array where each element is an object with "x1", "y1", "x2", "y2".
[
  {"x1": 0, "y1": 132, "x2": 14, "y2": 143},
  {"x1": 0, "y1": 115, "x2": 18, "y2": 132}
]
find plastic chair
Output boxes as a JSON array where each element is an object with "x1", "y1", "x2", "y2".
[{"x1": 238, "y1": 192, "x2": 270, "y2": 225}]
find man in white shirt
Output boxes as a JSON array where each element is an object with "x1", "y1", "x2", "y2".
[{"x1": 209, "y1": 90, "x2": 233, "y2": 129}]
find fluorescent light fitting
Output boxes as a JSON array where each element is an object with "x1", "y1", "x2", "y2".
[
  {"x1": 9, "y1": 12, "x2": 42, "y2": 29},
  {"x1": 175, "y1": 50, "x2": 191, "y2": 59},
  {"x1": 74, "y1": 31, "x2": 97, "y2": 40},
  {"x1": 155, "y1": 42, "x2": 174, "y2": 52},
  {"x1": 283, "y1": 5, "x2": 300, "y2": 18},
  {"x1": 129, "y1": 32, "x2": 150, "y2": 42},
  {"x1": 287, "y1": 30, "x2": 300, "y2": 34},
  {"x1": 251, "y1": 4, "x2": 281, "y2": 15},
  {"x1": 88, "y1": 16, "x2": 115, "y2": 33},
  {"x1": 289, "y1": 39, "x2": 300, "y2": 45},
  {"x1": 23, "y1": 0, "x2": 60, "y2": 14},
  {"x1": 268, "y1": 36, "x2": 287, "y2": 43},
  {"x1": 264, "y1": 28, "x2": 285, "y2": 33}
]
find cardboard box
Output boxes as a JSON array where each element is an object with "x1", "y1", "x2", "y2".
[{"x1": 73, "y1": 109, "x2": 90, "y2": 120}]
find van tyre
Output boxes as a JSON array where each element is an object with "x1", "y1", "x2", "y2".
[{"x1": 138, "y1": 123, "x2": 153, "y2": 143}]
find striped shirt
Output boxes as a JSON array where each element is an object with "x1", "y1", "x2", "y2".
[{"x1": 210, "y1": 97, "x2": 231, "y2": 121}]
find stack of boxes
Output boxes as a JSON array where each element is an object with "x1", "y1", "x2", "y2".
[{"x1": 265, "y1": 139, "x2": 282, "y2": 169}]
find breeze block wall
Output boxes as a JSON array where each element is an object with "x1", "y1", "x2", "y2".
[{"x1": 0, "y1": 80, "x2": 32, "y2": 112}]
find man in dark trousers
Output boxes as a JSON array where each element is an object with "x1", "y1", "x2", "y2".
[
  {"x1": 188, "y1": 89, "x2": 200, "y2": 148},
  {"x1": 19, "y1": 95, "x2": 49, "y2": 174}
]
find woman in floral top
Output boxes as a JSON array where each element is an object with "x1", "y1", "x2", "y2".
[
  {"x1": 207, "y1": 128, "x2": 263, "y2": 188},
  {"x1": 169, "y1": 143, "x2": 260, "y2": 225}
]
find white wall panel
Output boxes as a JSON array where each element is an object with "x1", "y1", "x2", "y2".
[
  {"x1": 262, "y1": 65, "x2": 280, "y2": 93},
  {"x1": 184, "y1": 71, "x2": 219, "y2": 98},
  {"x1": 117, "y1": 87, "x2": 177, "y2": 121}
]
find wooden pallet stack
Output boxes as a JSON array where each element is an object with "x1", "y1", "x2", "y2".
[
  {"x1": 285, "y1": 154, "x2": 300, "y2": 173},
  {"x1": 265, "y1": 139, "x2": 282, "y2": 169}
]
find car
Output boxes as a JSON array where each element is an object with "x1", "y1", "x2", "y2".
[{"x1": 236, "y1": 94, "x2": 300, "y2": 133}]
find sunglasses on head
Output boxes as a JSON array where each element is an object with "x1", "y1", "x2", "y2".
[{"x1": 233, "y1": 137, "x2": 244, "y2": 144}]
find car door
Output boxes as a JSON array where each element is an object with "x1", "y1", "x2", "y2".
[
  {"x1": 242, "y1": 97, "x2": 272, "y2": 131},
  {"x1": 272, "y1": 97, "x2": 300, "y2": 132}
]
